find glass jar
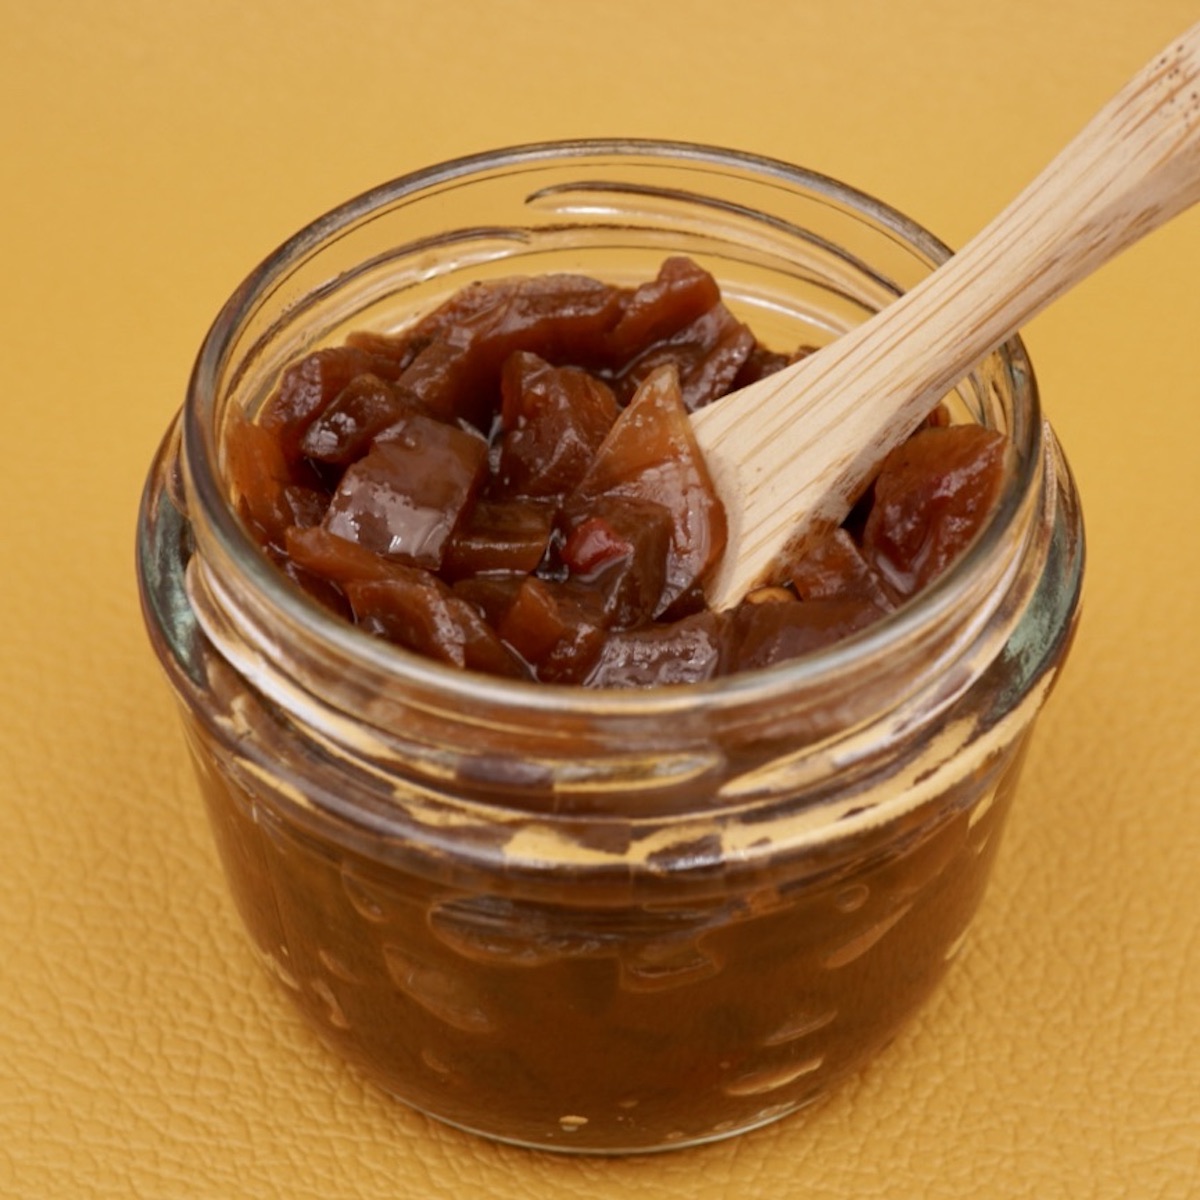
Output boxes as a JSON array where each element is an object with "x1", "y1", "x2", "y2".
[{"x1": 136, "y1": 140, "x2": 1084, "y2": 1154}]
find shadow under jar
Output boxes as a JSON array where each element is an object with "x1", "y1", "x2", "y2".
[{"x1": 137, "y1": 140, "x2": 1084, "y2": 1154}]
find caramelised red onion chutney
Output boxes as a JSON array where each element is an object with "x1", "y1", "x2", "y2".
[{"x1": 226, "y1": 257, "x2": 1008, "y2": 686}]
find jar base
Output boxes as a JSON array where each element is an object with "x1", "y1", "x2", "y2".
[{"x1": 388, "y1": 1086, "x2": 828, "y2": 1156}]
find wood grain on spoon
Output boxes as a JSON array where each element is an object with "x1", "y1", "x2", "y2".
[{"x1": 694, "y1": 21, "x2": 1200, "y2": 610}]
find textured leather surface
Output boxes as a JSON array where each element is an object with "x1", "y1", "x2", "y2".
[{"x1": 3, "y1": 1, "x2": 1198, "y2": 1195}]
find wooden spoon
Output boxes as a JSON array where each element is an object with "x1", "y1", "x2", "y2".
[{"x1": 694, "y1": 21, "x2": 1200, "y2": 610}]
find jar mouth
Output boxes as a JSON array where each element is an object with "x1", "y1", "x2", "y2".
[{"x1": 181, "y1": 137, "x2": 1043, "y2": 721}]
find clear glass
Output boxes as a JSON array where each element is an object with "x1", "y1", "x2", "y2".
[{"x1": 137, "y1": 140, "x2": 1084, "y2": 1154}]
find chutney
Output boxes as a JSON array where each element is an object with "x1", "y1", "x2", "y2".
[{"x1": 226, "y1": 256, "x2": 1007, "y2": 686}]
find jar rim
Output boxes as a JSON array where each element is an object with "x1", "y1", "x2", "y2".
[{"x1": 181, "y1": 137, "x2": 1043, "y2": 719}]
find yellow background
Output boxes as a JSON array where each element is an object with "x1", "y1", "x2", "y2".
[{"x1": 3, "y1": 1, "x2": 1198, "y2": 1196}]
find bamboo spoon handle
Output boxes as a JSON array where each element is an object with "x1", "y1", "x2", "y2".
[{"x1": 694, "y1": 21, "x2": 1200, "y2": 610}]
